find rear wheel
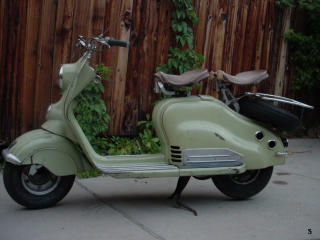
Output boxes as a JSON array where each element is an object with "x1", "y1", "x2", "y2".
[
  {"x1": 212, "y1": 167, "x2": 273, "y2": 199},
  {"x1": 3, "y1": 163, "x2": 75, "y2": 209}
]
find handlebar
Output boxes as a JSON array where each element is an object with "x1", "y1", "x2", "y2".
[
  {"x1": 106, "y1": 38, "x2": 130, "y2": 48},
  {"x1": 75, "y1": 36, "x2": 130, "y2": 59}
]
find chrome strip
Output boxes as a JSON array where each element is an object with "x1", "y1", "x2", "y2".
[
  {"x1": 245, "y1": 92, "x2": 314, "y2": 109},
  {"x1": 2, "y1": 149, "x2": 22, "y2": 165},
  {"x1": 276, "y1": 152, "x2": 288, "y2": 156},
  {"x1": 183, "y1": 148, "x2": 244, "y2": 168},
  {"x1": 96, "y1": 164, "x2": 178, "y2": 174},
  {"x1": 180, "y1": 161, "x2": 243, "y2": 169},
  {"x1": 186, "y1": 159, "x2": 239, "y2": 163},
  {"x1": 188, "y1": 154, "x2": 230, "y2": 158}
]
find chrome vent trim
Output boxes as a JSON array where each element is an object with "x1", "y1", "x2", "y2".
[
  {"x1": 182, "y1": 148, "x2": 244, "y2": 168},
  {"x1": 170, "y1": 146, "x2": 182, "y2": 162}
]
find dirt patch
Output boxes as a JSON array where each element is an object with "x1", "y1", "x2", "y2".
[
  {"x1": 276, "y1": 172, "x2": 291, "y2": 176},
  {"x1": 272, "y1": 180, "x2": 288, "y2": 185}
]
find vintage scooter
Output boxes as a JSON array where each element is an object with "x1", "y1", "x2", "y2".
[{"x1": 2, "y1": 34, "x2": 313, "y2": 212}]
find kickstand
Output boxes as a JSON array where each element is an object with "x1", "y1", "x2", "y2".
[{"x1": 168, "y1": 176, "x2": 198, "y2": 216}]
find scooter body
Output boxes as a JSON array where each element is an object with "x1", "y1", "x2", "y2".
[{"x1": 2, "y1": 35, "x2": 311, "y2": 209}]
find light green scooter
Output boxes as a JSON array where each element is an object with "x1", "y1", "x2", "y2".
[{"x1": 2, "y1": 34, "x2": 313, "y2": 211}]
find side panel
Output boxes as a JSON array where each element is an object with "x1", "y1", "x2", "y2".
[
  {"x1": 6, "y1": 129, "x2": 92, "y2": 176},
  {"x1": 153, "y1": 96, "x2": 285, "y2": 170}
]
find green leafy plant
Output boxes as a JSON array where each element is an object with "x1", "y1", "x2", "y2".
[
  {"x1": 285, "y1": 30, "x2": 320, "y2": 90},
  {"x1": 137, "y1": 114, "x2": 161, "y2": 154},
  {"x1": 157, "y1": 0, "x2": 204, "y2": 77},
  {"x1": 76, "y1": 169, "x2": 101, "y2": 179},
  {"x1": 276, "y1": 0, "x2": 320, "y2": 91},
  {"x1": 105, "y1": 136, "x2": 142, "y2": 155},
  {"x1": 105, "y1": 114, "x2": 161, "y2": 155}
]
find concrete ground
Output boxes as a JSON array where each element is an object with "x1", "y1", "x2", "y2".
[{"x1": 0, "y1": 139, "x2": 319, "y2": 240}]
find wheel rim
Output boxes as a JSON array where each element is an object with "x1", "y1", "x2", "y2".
[
  {"x1": 229, "y1": 170, "x2": 260, "y2": 185},
  {"x1": 21, "y1": 165, "x2": 60, "y2": 196}
]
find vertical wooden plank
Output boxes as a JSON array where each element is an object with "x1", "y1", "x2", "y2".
[
  {"x1": 136, "y1": 0, "x2": 160, "y2": 119},
  {"x1": 231, "y1": 0, "x2": 249, "y2": 95},
  {"x1": 0, "y1": 0, "x2": 27, "y2": 142},
  {"x1": 222, "y1": 0, "x2": 240, "y2": 73},
  {"x1": 202, "y1": 0, "x2": 218, "y2": 95},
  {"x1": 0, "y1": 0, "x2": 7, "y2": 71},
  {"x1": 193, "y1": 0, "x2": 209, "y2": 55},
  {"x1": 121, "y1": 0, "x2": 143, "y2": 135},
  {"x1": 274, "y1": 7, "x2": 292, "y2": 96},
  {"x1": 107, "y1": 0, "x2": 133, "y2": 135},
  {"x1": 203, "y1": 0, "x2": 217, "y2": 70},
  {"x1": 211, "y1": 0, "x2": 228, "y2": 71},
  {"x1": 88, "y1": 0, "x2": 107, "y2": 66},
  {"x1": 0, "y1": 0, "x2": 9, "y2": 139},
  {"x1": 266, "y1": 0, "x2": 283, "y2": 94},
  {"x1": 71, "y1": 0, "x2": 94, "y2": 58},
  {"x1": 260, "y1": 0, "x2": 274, "y2": 71},
  {"x1": 52, "y1": 0, "x2": 75, "y2": 102},
  {"x1": 13, "y1": 0, "x2": 27, "y2": 140},
  {"x1": 155, "y1": 0, "x2": 172, "y2": 67},
  {"x1": 209, "y1": 0, "x2": 228, "y2": 96},
  {"x1": 241, "y1": 0, "x2": 259, "y2": 71},
  {"x1": 251, "y1": 0, "x2": 268, "y2": 93},
  {"x1": 33, "y1": 0, "x2": 58, "y2": 127},
  {"x1": 239, "y1": 0, "x2": 259, "y2": 94},
  {"x1": 101, "y1": 0, "x2": 122, "y2": 120},
  {"x1": 254, "y1": 0, "x2": 268, "y2": 69},
  {"x1": 21, "y1": 0, "x2": 43, "y2": 133},
  {"x1": 121, "y1": 0, "x2": 141, "y2": 135},
  {"x1": 231, "y1": 0, "x2": 249, "y2": 75}
]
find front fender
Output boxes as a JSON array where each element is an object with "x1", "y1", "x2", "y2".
[{"x1": 3, "y1": 129, "x2": 92, "y2": 176}]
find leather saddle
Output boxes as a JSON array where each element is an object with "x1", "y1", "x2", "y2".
[
  {"x1": 154, "y1": 69, "x2": 268, "y2": 86},
  {"x1": 214, "y1": 70, "x2": 269, "y2": 85},
  {"x1": 154, "y1": 69, "x2": 209, "y2": 86}
]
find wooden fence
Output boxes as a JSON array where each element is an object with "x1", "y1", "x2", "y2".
[{"x1": 0, "y1": 0, "x2": 293, "y2": 143}]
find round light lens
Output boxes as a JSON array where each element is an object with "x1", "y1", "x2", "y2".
[
  {"x1": 255, "y1": 131, "x2": 264, "y2": 141},
  {"x1": 268, "y1": 140, "x2": 276, "y2": 149}
]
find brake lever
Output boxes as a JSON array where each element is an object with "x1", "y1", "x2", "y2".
[{"x1": 93, "y1": 37, "x2": 111, "y2": 49}]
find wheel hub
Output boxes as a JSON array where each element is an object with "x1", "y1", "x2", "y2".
[
  {"x1": 229, "y1": 170, "x2": 260, "y2": 185},
  {"x1": 21, "y1": 165, "x2": 60, "y2": 196}
]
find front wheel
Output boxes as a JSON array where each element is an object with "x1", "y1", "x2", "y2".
[
  {"x1": 212, "y1": 167, "x2": 273, "y2": 200},
  {"x1": 3, "y1": 163, "x2": 75, "y2": 209}
]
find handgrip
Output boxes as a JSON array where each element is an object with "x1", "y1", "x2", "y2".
[{"x1": 107, "y1": 38, "x2": 130, "y2": 48}]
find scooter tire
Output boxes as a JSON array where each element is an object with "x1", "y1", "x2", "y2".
[
  {"x1": 3, "y1": 162, "x2": 75, "y2": 209},
  {"x1": 238, "y1": 97, "x2": 299, "y2": 131},
  {"x1": 212, "y1": 167, "x2": 273, "y2": 200}
]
